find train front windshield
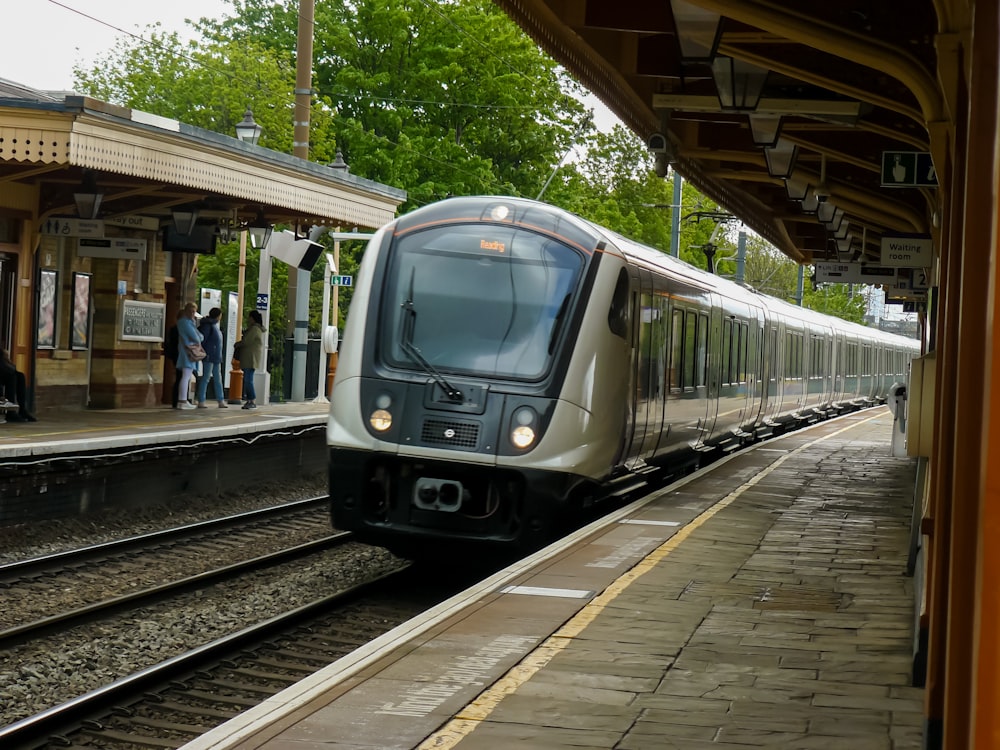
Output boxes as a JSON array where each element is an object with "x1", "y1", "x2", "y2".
[{"x1": 380, "y1": 223, "x2": 585, "y2": 381}]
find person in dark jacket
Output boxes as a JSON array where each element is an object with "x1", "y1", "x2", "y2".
[
  {"x1": 195, "y1": 307, "x2": 228, "y2": 408},
  {"x1": 0, "y1": 348, "x2": 36, "y2": 422},
  {"x1": 240, "y1": 310, "x2": 266, "y2": 409},
  {"x1": 163, "y1": 311, "x2": 182, "y2": 408}
]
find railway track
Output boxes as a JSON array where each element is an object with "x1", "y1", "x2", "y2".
[
  {"x1": 0, "y1": 497, "x2": 337, "y2": 642},
  {"x1": 0, "y1": 498, "x2": 497, "y2": 749},
  {"x1": 0, "y1": 565, "x2": 434, "y2": 750}
]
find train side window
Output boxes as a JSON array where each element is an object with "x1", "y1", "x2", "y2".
[
  {"x1": 669, "y1": 309, "x2": 683, "y2": 391},
  {"x1": 739, "y1": 322, "x2": 748, "y2": 382},
  {"x1": 697, "y1": 313, "x2": 708, "y2": 387},
  {"x1": 722, "y1": 319, "x2": 732, "y2": 385},
  {"x1": 684, "y1": 311, "x2": 697, "y2": 389},
  {"x1": 608, "y1": 269, "x2": 629, "y2": 339},
  {"x1": 770, "y1": 328, "x2": 778, "y2": 381}
]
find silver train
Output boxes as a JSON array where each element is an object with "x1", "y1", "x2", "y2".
[{"x1": 327, "y1": 196, "x2": 920, "y2": 554}]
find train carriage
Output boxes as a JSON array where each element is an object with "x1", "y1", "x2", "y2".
[{"x1": 326, "y1": 196, "x2": 921, "y2": 555}]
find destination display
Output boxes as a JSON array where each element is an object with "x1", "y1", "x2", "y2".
[
  {"x1": 814, "y1": 262, "x2": 897, "y2": 285},
  {"x1": 78, "y1": 237, "x2": 148, "y2": 261}
]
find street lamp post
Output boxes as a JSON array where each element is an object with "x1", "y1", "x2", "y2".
[
  {"x1": 228, "y1": 107, "x2": 263, "y2": 404},
  {"x1": 227, "y1": 228, "x2": 248, "y2": 404}
]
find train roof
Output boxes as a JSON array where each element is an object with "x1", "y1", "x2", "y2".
[{"x1": 396, "y1": 196, "x2": 920, "y2": 351}]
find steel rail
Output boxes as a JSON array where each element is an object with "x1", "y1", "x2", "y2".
[
  {"x1": 0, "y1": 532, "x2": 351, "y2": 647},
  {"x1": 0, "y1": 495, "x2": 329, "y2": 580},
  {"x1": 0, "y1": 565, "x2": 410, "y2": 750}
]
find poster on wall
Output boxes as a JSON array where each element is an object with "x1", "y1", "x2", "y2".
[
  {"x1": 37, "y1": 269, "x2": 57, "y2": 348},
  {"x1": 72, "y1": 272, "x2": 91, "y2": 350}
]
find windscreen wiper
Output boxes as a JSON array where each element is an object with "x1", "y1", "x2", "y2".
[
  {"x1": 400, "y1": 272, "x2": 464, "y2": 402},
  {"x1": 548, "y1": 293, "x2": 571, "y2": 354}
]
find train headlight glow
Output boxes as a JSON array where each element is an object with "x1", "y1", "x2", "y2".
[
  {"x1": 511, "y1": 425, "x2": 536, "y2": 449},
  {"x1": 510, "y1": 406, "x2": 538, "y2": 449},
  {"x1": 369, "y1": 409, "x2": 393, "y2": 432}
]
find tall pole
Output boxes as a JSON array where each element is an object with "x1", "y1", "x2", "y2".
[
  {"x1": 227, "y1": 229, "x2": 248, "y2": 403},
  {"x1": 257, "y1": 243, "x2": 273, "y2": 403},
  {"x1": 288, "y1": 0, "x2": 315, "y2": 401},
  {"x1": 314, "y1": 250, "x2": 333, "y2": 404},
  {"x1": 736, "y1": 230, "x2": 746, "y2": 284},
  {"x1": 670, "y1": 171, "x2": 682, "y2": 258}
]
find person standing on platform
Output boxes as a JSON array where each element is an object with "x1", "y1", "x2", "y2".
[
  {"x1": 164, "y1": 311, "x2": 183, "y2": 408},
  {"x1": 0, "y1": 348, "x2": 36, "y2": 422},
  {"x1": 195, "y1": 307, "x2": 228, "y2": 409},
  {"x1": 240, "y1": 310, "x2": 266, "y2": 410},
  {"x1": 175, "y1": 302, "x2": 203, "y2": 410}
]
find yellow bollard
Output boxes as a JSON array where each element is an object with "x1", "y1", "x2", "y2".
[{"x1": 228, "y1": 359, "x2": 244, "y2": 404}]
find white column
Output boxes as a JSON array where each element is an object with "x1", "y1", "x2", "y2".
[{"x1": 256, "y1": 243, "x2": 272, "y2": 404}]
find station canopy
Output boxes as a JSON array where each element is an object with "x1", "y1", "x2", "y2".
[
  {"x1": 0, "y1": 80, "x2": 406, "y2": 235},
  {"x1": 494, "y1": 0, "x2": 941, "y2": 265}
]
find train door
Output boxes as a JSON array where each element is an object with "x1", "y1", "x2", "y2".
[
  {"x1": 638, "y1": 280, "x2": 668, "y2": 461},
  {"x1": 765, "y1": 324, "x2": 783, "y2": 422},
  {"x1": 622, "y1": 266, "x2": 653, "y2": 468},
  {"x1": 695, "y1": 298, "x2": 716, "y2": 447},
  {"x1": 740, "y1": 309, "x2": 764, "y2": 430}
]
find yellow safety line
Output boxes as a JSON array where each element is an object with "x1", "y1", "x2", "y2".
[{"x1": 417, "y1": 413, "x2": 883, "y2": 749}]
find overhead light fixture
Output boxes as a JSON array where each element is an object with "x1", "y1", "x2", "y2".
[
  {"x1": 819, "y1": 204, "x2": 845, "y2": 233},
  {"x1": 670, "y1": 0, "x2": 722, "y2": 63},
  {"x1": 816, "y1": 201, "x2": 836, "y2": 224},
  {"x1": 711, "y1": 56, "x2": 769, "y2": 111},
  {"x1": 235, "y1": 107, "x2": 262, "y2": 146},
  {"x1": 784, "y1": 176, "x2": 810, "y2": 202},
  {"x1": 764, "y1": 138, "x2": 798, "y2": 179},
  {"x1": 248, "y1": 210, "x2": 272, "y2": 249},
  {"x1": 834, "y1": 220, "x2": 850, "y2": 240},
  {"x1": 171, "y1": 207, "x2": 200, "y2": 235},
  {"x1": 749, "y1": 114, "x2": 782, "y2": 148},
  {"x1": 801, "y1": 189, "x2": 820, "y2": 214},
  {"x1": 73, "y1": 171, "x2": 103, "y2": 219},
  {"x1": 836, "y1": 234, "x2": 854, "y2": 257}
]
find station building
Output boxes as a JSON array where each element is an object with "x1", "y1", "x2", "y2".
[{"x1": 0, "y1": 78, "x2": 405, "y2": 410}]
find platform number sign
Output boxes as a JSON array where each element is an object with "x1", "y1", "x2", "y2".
[{"x1": 256, "y1": 293, "x2": 269, "y2": 311}]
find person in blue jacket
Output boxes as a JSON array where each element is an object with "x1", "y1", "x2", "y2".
[
  {"x1": 175, "y1": 302, "x2": 203, "y2": 410},
  {"x1": 196, "y1": 307, "x2": 228, "y2": 408}
]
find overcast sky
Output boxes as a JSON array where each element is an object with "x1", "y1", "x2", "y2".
[
  {"x1": 4, "y1": 0, "x2": 238, "y2": 91},
  {"x1": 4, "y1": 0, "x2": 621, "y2": 133}
]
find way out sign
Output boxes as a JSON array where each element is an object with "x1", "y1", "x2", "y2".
[{"x1": 880, "y1": 234, "x2": 933, "y2": 267}]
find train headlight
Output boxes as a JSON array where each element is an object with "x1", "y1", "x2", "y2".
[
  {"x1": 510, "y1": 406, "x2": 537, "y2": 449},
  {"x1": 511, "y1": 425, "x2": 536, "y2": 449},
  {"x1": 369, "y1": 409, "x2": 393, "y2": 432}
]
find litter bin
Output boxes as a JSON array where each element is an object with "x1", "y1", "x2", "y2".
[{"x1": 888, "y1": 382, "x2": 907, "y2": 457}]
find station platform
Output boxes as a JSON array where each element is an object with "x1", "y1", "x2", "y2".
[
  {"x1": 0, "y1": 399, "x2": 331, "y2": 459},
  {"x1": 0, "y1": 399, "x2": 332, "y2": 524},
  {"x1": 180, "y1": 406, "x2": 924, "y2": 750}
]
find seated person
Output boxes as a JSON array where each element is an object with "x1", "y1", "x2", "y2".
[{"x1": 0, "y1": 349, "x2": 36, "y2": 422}]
